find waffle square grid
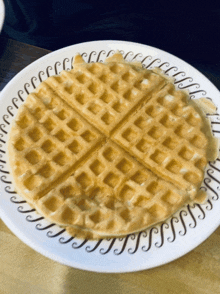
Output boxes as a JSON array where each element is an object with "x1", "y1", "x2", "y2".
[{"x1": 8, "y1": 53, "x2": 212, "y2": 239}]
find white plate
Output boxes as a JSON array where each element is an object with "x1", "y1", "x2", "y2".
[
  {"x1": 0, "y1": 41, "x2": 219, "y2": 273},
  {"x1": 0, "y1": 0, "x2": 5, "y2": 33}
]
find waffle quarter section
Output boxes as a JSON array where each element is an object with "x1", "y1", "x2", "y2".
[
  {"x1": 112, "y1": 82, "x2": 209, "y2": 199},
  {"x1": 8, "y1": 82, "x2": 104, "y2": 203},
  {"x1": 44, "y1": 53, "x2": 167, "y2": 136}
]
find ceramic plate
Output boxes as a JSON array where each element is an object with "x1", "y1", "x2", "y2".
[
  {"x1": 0, "y1": 0, "x2": 5, "y2": 33},
  {"x1": 0, "y1": 41, "x2": 219, "y2": 273}
]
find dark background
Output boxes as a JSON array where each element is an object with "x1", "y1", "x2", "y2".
[{"x1": 1, "y1": 0, "x2": 220, "y2": 89}]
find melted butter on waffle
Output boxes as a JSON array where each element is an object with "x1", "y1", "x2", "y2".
[{"x1": 7, "y1": 51, "x2": 218, "y2": 239}]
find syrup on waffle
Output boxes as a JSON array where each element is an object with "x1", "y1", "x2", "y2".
[{"x1": 7, "y1": 51, "x2": 218, "y2": 239}]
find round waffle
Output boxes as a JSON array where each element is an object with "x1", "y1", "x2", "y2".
[{"x1": 7, "y1": 52, "x2": 218, "y2": 239}]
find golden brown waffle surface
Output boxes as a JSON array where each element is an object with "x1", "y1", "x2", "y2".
[{"x1": 7, "y1": 52, "x2": 218, "y2": 239}]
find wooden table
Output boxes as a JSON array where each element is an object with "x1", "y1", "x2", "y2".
[
  {"x1": 0, "y1": 36, "x2": 220, "y2": 294},
  {"x1": 0, "y1": 36, "x2": 50, "y2": 91}
]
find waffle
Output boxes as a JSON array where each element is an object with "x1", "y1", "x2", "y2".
[
  {"x1": 45, "y1": 52, "x2": 168, "y2": 136},
  {"x1": 35, "y1": 140, "x2": 191, "y2": 238},
  {"x1": 112, "y1": 83, "x2": 209, "y2": 199},
  {"x1": 8, "y1": 83, "x2": 103, "y2": 203},
  {"x1": 7, "y1": 51, "x2": 218, "y2": 239}
]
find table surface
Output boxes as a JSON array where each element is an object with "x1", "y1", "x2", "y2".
[{"x1": 0, "y1": 35, "x2": 220, "y2": 294}]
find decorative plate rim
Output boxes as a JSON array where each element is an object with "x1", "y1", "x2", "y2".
[{"x1": 0, "y1": 40, "x2": 219, "y2": 273}]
